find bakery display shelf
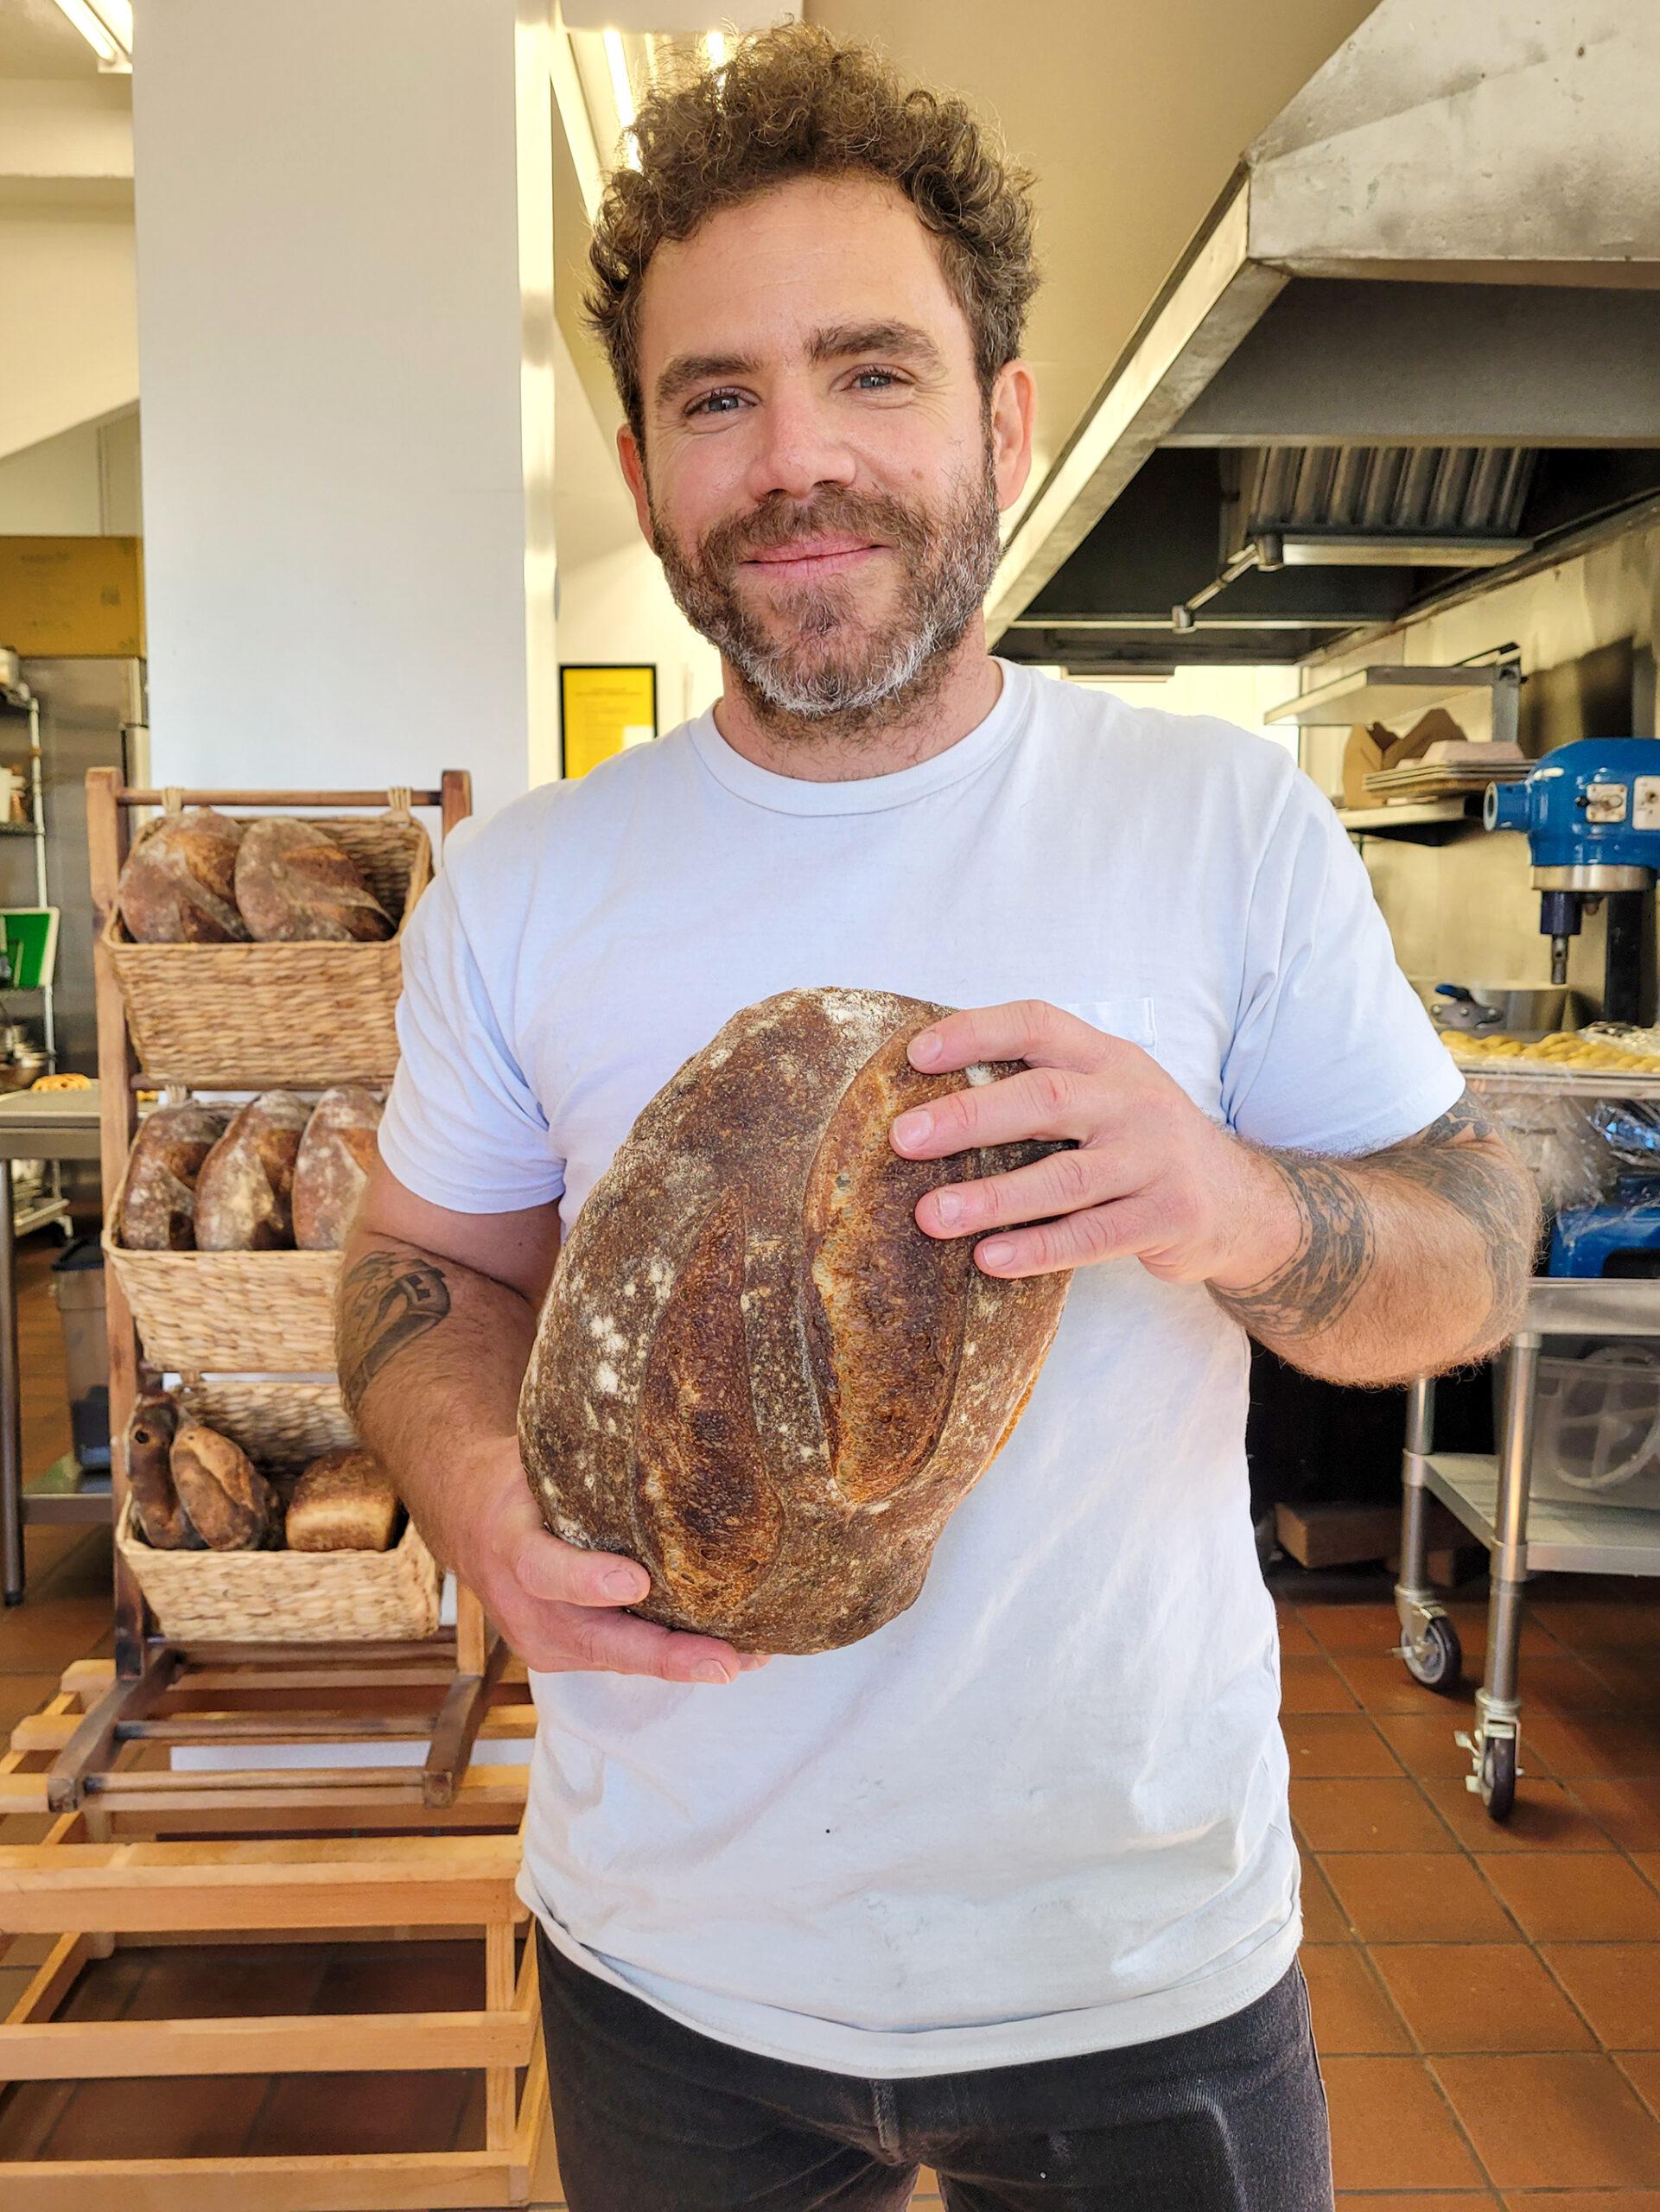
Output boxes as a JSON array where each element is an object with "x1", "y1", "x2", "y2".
[
  {"x1": 27, "y1": 772, "x2": 564, "y2": 2205},
  {"x1": 75, "y1": 768, "x2": 504, "y2": 1823}
]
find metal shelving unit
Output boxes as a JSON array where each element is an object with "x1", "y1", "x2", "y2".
[
  {"x1": 1394, "y1": 1276, "x2": 1660, "y2": 1821},
  {"x1": 0, "y1": 671, "x2": 67, "y2": 1241}
]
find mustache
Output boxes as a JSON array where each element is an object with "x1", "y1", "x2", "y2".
[{"x1": 696, "y1": 489, "x2": 932, "y2": 576}]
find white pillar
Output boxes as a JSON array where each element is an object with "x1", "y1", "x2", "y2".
[{"x1": 132, "y1": 0, "x2": 557, "y2": 823}]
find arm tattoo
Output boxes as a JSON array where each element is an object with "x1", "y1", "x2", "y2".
[
  {"x1": 1210, "y1": 1155, "x2": 1377, "y2": 1339},
  {"x1": 1212, "y1": 1087, "x2": 1536, "y2": 1354},
  {"x1": 338, "y1": 1249, "x2": 452, "y2": 1414},
  {"x1": 1372, "y1": 1089, "x2": 1538, "y2": 1351}
]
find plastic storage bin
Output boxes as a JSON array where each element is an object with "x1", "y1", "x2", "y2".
[
  {"x1": 1530, "y1": 1346, "x2": 1660, "y2": 1511},
  {"x1": 50, "y1": 1236, "x2": 110, "y2": 1471}
]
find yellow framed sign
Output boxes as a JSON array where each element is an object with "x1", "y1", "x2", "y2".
[
  {"x1": 560, "y1": 664, "x2": 658, "y2": 779},
  {"x1": 0, "y1": 537, "x2": 145, "y2": 657}
]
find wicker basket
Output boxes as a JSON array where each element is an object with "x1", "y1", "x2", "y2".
[
  {"x1": 103, "y1": 1155, "x2": 342, "y2": 1371},
  {"x1": 105, "y1": 807, "x2": 432, "y2": 1085},
  {"x1": 117, "y1": 1378, "x2": 442, "y2": 1643}
]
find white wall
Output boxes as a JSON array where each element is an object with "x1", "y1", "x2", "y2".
[
  {"x1": 132, "y1": 0, "x2": 555, "y2": 824},
  {"x1": 1064, "y1": 664, "x2": 1301, "y2": 753},
  {"x1": 0, "y1": 409, "x2": 143, "y2": 536},
  {"x1": 552, "y1": 327, "x2": 722, "y2": 731},
  {"x1": 0, "y1": 213, "x2": 137, "y2": 461}
]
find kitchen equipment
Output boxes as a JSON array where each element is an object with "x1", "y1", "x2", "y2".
[
  {"x1": 1549, "y1": 1176, "x2": 1660, "y2": 1277},
  {"x1": 0, "y1": 1051, "x2": 48, "y2": 1094},
  {"x1": 1432, "y1": 982, "x2": 1576, "y2": 1037},
  {"x1": 1486, "y1": 739, "x2": 1660, "y2": 1008}
]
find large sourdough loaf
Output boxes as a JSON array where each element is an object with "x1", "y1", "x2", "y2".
[
  {"x1": 234, "y1": 819, "x2": 392, "y2": 943},
  {"x1": 193, "y1": 1090, "x2": 311, "y2": 1250},
  {"x1": 116, "y1": 809, "x2": 247, "y2": 944},
  {"x1": 519, "y1": 988, "x2": 1071, "y2": 1655},
  {"x1": 118, "y1": 1103, "x2": 229, "y2": 1251},
  {"x1": 292, "y1": 1086, "x2": 382, "y2": 1249}
]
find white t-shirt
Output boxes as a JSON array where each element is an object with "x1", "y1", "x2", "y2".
[{"x1": 380, "y1": 662, "x2": 1461, "y2": 2077}]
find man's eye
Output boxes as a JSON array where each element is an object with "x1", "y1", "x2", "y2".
[
  {"x1": 688, "y1": 390, "x2": 746, "y2": 417},
  {"x1": 852, "y1": 369, "x2": 903, "y2": 391}
]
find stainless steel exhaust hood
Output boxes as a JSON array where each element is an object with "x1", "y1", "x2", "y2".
[{"x1": 992, "y1": 0, "x2": 1660, "y2": 672}]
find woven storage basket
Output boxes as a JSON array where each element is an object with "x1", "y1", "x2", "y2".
[
  {"x1": 103, "y1": 1158, "x2": 341, "y2": 1371},
  {"x1": 105, "y1": 806, "x2": 432, "y2": 1085},
  {"x1": 117, "y1": 1378, "x2": 441, "y2": 1643}
]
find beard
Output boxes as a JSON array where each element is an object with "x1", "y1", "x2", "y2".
[{"x1": 650, "y1": 442, "x2": 1003, "y2": 744}]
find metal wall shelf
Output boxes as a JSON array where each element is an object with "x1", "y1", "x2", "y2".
[
  {"x1": 1338, "y1": 798, "x2": 1482, "y2": 843},
  {"x1": 1266, "y1": 662, "x2": 1517, "y2": 728}
]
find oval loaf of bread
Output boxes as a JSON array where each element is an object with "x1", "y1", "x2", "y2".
[
  {"x1": 234, "y1": 819, "x2": 392, "y2": 944},
  {"x1": 518, "y1": 988, "x2": 1072, "y2": 1655},
  {"x1": 193, "y1": 1091, "x2": 312, "y2": 1251},
  {"x1": 169, "y1": 1422, "x2": 272, "y2": 1549},
  {"x1": 118, "y1": 1102, "x2": 229, "y2": 1251},
  {"x1": 292, "y1": 1087, "x2": 382, "y2": 1249},
  {"x1": 117, "y1": 809, "x2": 248, "y2": 944}
]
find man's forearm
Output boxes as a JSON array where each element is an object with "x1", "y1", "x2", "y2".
[
  {"x1": 339, "y1": 1236, "x2": 537, "y2": 1568},
  {"x1": 1210, "y1": 1095, "x2": 1539, "y2": 1385}
]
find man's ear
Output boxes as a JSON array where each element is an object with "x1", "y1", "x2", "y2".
[
  {"x1": 617, "y1": 426, "x2": 657, "y2": 550},
  {"x1": 989, "y1": 360, "x2": 1037, "y2": 514}
]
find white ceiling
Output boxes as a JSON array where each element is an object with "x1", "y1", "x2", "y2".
[{"x1": 0, "y1": 0, "x2": 103, "y2": 78}]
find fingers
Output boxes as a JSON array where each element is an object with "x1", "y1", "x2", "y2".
[
  {"x1": 973, "y1": 1192, "x2": 1173, "y2": 1278},
  {"x1": 510, "y1": 1521, "x2": 653, "y2": 1610},
  {"x1": 551, "y1": 1605, "x2": 760, "y2": 1685},
  {"x1": 915, "y1": 1142, "x2": 1123, "y2": 1238},
  {"x1": 893, "y1": 1062, "x2": 1101, "y2": 1160},
  {"x1": 908, "y1": 1000, "x2": 1121, "y2": 1077}
]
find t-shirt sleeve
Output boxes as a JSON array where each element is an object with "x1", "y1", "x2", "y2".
[
  {"x1": 376, "y1": 869, "x2": 566, "y2": 1213},
  {"x1": 1220, "y1": 766, "x2": 1465, "y2": 1156}
]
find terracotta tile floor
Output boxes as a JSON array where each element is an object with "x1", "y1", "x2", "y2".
[{"x1": 3, "y1": 1244, "x2": 1660, "y2": 2201}]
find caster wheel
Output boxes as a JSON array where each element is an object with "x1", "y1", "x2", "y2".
[
  {"x1": 1402, "y1": 1614, "x2": 1462, "y2": 1694},
  {"x1": 1479, "y1": 1733, "x2": 1517, "y2": 1822}
]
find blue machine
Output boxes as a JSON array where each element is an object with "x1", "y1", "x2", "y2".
[
  {"x1": 1486, "y1": 738, "x2": 1660, "y2": 988},
  {"x1": 1550, "y1": 1179, "x2": 1660, "y2": 1278}
]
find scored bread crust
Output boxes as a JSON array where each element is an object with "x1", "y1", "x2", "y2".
[{"x1": 518, "y1": 988, "x2": 1071, "y2": 1655}]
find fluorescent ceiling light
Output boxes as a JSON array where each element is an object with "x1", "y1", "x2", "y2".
[{"x1": 50, "y1": 0, "x2": 131, "y2": 70}]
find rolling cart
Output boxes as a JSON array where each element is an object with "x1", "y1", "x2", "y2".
[{"x1": 1394, "y1": 1275, "x2": 1660, "y2": 1821}]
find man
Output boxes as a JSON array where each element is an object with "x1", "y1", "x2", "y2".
[{"x1": 342, "y1": 27, "x2": 1536, "y2": 2211}]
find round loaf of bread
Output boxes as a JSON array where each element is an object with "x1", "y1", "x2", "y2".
[
  {"x1": 117, "y1": 809, "x2": 248, "y2": 944},
  {"x1": 118, "y1": 1102, "x2": 229, "y2": 1251},
  {"x1": 193, "y1": 1090, "x2": 312, "y2": 1251},
  {"x1": 292, "y1": 1086, "x2": 382, "y2": 1249},
  {"x1": 234, "y1": 819, "x2": 392, "y2": 944},
  {"x1": 518, "y1": 988, "x2": 1072, "y2": 1655}
]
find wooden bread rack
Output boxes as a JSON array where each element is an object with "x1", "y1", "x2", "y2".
[{"x1": 0, "y1": 773, "x2": 549, "y2": 2209}]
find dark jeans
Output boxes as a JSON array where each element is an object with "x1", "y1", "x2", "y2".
[{"x1": 537, "y1": 1929, "x2": 1333, "y2": 2212}]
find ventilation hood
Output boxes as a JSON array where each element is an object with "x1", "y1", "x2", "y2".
[{"x1": 991, "y1": 0, "x2": 1660, "y2": 671}]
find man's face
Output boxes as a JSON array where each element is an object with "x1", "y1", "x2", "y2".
[{"x1": 620, "y1": 175, "x2": 1034, "y2": 734}]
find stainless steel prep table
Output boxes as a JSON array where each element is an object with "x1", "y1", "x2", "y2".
[
  {"x1": 0, "y1": 1082, "x2": 103, "y2": 1603},
  {"x1": 1394, "y1": 1275, "x2": 1660, "y2": 1820}
]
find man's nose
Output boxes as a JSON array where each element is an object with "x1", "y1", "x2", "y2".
[{"x1": 741, "y1": 385, "x2": 858, "y2": 505}]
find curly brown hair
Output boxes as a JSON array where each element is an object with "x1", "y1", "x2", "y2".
[{"x1": 585, "y1": 23, "x2": 1038, "y2": 446}]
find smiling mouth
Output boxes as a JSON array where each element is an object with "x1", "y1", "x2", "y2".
[{"x1": 739, "y1": 539, "x2": 887, "y2": 582}]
